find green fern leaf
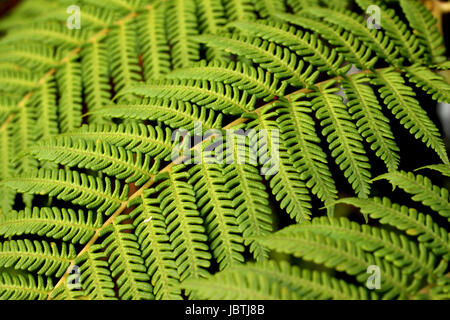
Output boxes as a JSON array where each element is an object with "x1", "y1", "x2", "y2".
[{"x1": 374, "y1": 171, "x2": 450, "y2": 221}]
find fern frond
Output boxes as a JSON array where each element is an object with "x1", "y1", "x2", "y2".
[
  {"x1": 137, "y1": 3, "x2": 171, "y2": 80},
  {"x1": 372, "y1": 68, "x2": 448, "y2": 163},
  {"x1": 248, "y1": 106, "x2": 312, "y2": 221},
  {"x1": 308, "y1": 81, "x2": 371, "y2": 198},
  {"x1": 13, "y1": 99, "x2": 38, "y2": 175},
  {"x1": 256, "y1": 228, "x2": 418, "y2": 299},
  {"x1": 166, "y1": 0, "x2": 200, "y2": 69},
  {"x1": 274, "y1": 13, "x2": 378, "y2": 69},
  {"x1": 355, "y1": 0, "x2": 423, "y2": 64},
  {"x1": 108, "y1": 19, "x2": 142, "y2": 96},
  {"x1": 342, "y1": 73, "x2": 400, "y2": 172},
  {"x1": 0, "y1": 69, "x2": 39, "y2": 93},
  {"x1": 336, "y1": 197, "x2": 450, "y2": 260},
  {"x1": 58, "y1": 123, "x2": 174, "y2": 161},
  {"x1": 74, "y1": 245, "x2": 116, "y2": 300},
  {"x1": 223, "y1": 0, "x2": 255, "y2": 22},
  {"x1": 167, "y1": 60, "x2": 287, "y2": 102},
  {"x1": 128, "y1": 190, "x2": 182, "y2": 300},
  {"x1": 194, "y1": 33, "x2": 319, "y2": 88},
  {"x1": 71, "y1": 5, "x2": 117, "y2": 29},
  {"x1": 220, "y1": 137, "x2": 273, "y2": 260},
  {"x1": 0, "y1": 271, "x2": 53, "y2": 300},
  {"x1": 0, "y1": 43, "x2": 62, "y2": 70},
  {"x1": 399, "y1": 0, "x2": 446, "y2": 64},
  {"x1": 81, "y1": 37, "x2": 111, "y2": 122},
  {"x1": 195, "y1": 0, "x2": 226, "y2": 60},
  {"x1": 100, "y1": 215, "x2": 154, "y2": 300},
  {"x1": 98, "y1": 98, "x2": 223, "y2": 131},
  {"x1": 405, "y1": 64, "x2": 450, "y2": 103},
  {"x1": 253, "y1": 0, "x2": 286, "y2": 19},
  {"x1": 155, "y1": 165, "x2": 211, "y2": 281},
  {"x1": 33, "y1": 75, "x2": 58, "y2": 142},
  {"x1": 27, "y1": 137, "x2": 159, "y2": 187},
  {"x1": 304, "y1": 7, "x2": 401, "y2": 66},
  {"x1": 3, "y1": 22, "x2": 89, "y2": 48},
  {"x1": 0, "y1": 121, "x2": 16, "y2": 214},
  {"x1": 189, "y1": 155, "x2": 245, "y2": 270},
  {"x1": 81, "y1": 0, "x2": 144, "y2": 12},
  {"x1": 275, "y1": 93, "x2": 337, "y2": 214},
  {"x1": 122, "y1": 78, "x2": 255, "y2": 115},
  {"x1": 288, "y1": 217, "x2": 445, "y2": 281},
  {"x1": 0, "y1": 240, "x2": 75, "y2": 277},
  {"x1": 419, "y1": 164, "x2": 450, "y2": 178},
  {"x1": 184, "y1": 260, "x2": 372, "y2": 300},
  {"x1": 228, "y1": 20, "x2": 349, "y2": 75},
  {"x1": 56, "y1": 58, "x2": 82, "y2": 132},
  {"x1": 374, "y1": 171, "x2": 450, "y2": 221},
  {"x1": 3, "y1": 168, "x2": 128, "y2": 216},
  {"x1": 0, "y1": 207, "x2": 102, "y2": 245}
]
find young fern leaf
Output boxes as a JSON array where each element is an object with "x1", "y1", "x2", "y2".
[{"x1": 308, "y1": 81, "x2": 371, "y2": 198}]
